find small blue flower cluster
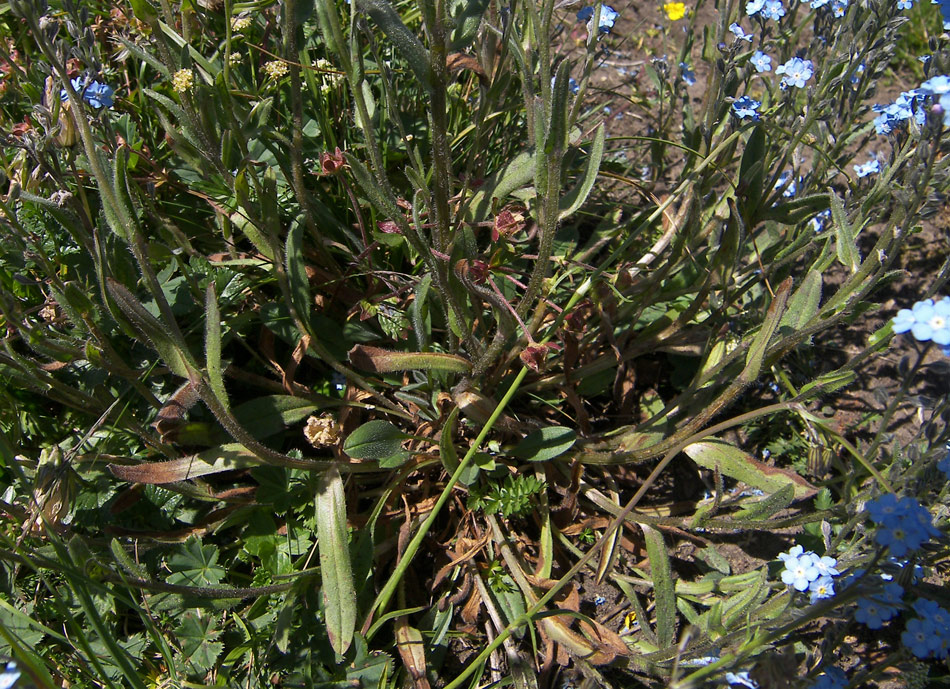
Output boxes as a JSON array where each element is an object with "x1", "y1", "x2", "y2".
[
  {"x1": 903, "y1": 599, "x2": 950, "y2": 659},
  {"x1": 892, "y1": 296, "x2": 950, "y2": 353},
  {"x1": 60, "y1": 76, "x2": 115, "y2": 109},
  {"x1": 807, "y1": 667, "x2": 848, "y2": 689},
  {"x1": 810, "y1": 0, "x2": 848, "y2": 17},
  {"x1": 730, "y1": 47, "x2": 816, "y2": 119},
  {"x1": 746, "y1": 0, "x2": 786, "y2": 20},
  {"x1": 809, "y1": 208, "x2": 831, "y2": 233},
  {"x1": 775, "y1": 57, "x2": 815, "y2": 89},
  {"x1": 778, "y1": 545, "x2": 840, "y2": 603},
  {"x1": 732, "y1": 95, "x2": 762, "y2": 120},
  {"x1": 680, "y1": 62, "x2": 696, "y2": 86},
  {"x1": 775, "y1": 170, "x2": 797, "y2": 197},
  {"x1": 576, "y1": 5, "x2": 619, "y2": 33},
  {"x1": 865, "y1": 494, "x2": 940, "y2": 558},
  {"x1": 852, "y1": 157, "x2": 880, "y2": 178},
  {"x1": 854, "y1": 580, "x2": 904, "y2": 628},
  {"x1": 874, "y1": 75, "x2": 950, "y2": 134},
  {"x1": 936, "y1": 0, "x2": 950, "y2": 29}
]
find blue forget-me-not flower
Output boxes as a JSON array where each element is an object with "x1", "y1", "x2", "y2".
[
  {"x1": 761, "y1": 0, "x2": 786, "y2": 19},
  {"x1": 853, "y1": 158, "x2": 880, "y2": 177},
  {"x1": 577, "y1": 5, "x2": 619, "y2": 33},
  {"x1": 776, "y1": 57, "x2": 814, "y2": 88},
  {"x1": 61, "y1": 76, "x2": 115, "y2": 109},
  {"x1": 750, "y1": 51, "x2": 772, "y2": 72},
  {"x1": 729, "y1": 22, "x2": 754, "y2": 41},
  {"x1": 892, "y1": 296, "x2": 950, "y2": 347},
  {"x1": 732, "y1": 96, "x2": 761, "y2": 120}
]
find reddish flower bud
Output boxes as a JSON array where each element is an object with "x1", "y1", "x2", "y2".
[
  {"x1": 319, "y1": 147, "x2": 346, "y2": 175},
  {"x1": 520, "y1": 344, "x2": 550, "y2": 372},
  {"x1": 492, "y1": 206, "x2": 527, "y2": 242}
]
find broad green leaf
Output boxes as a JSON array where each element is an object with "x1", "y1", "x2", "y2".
[
  {"x1": 411, "y1": 274, "x2": 432, "y2": 350},
  {"x1": 166, "y1": 538, "x2": 225, "y2": 586},
  {"x1": 641, "y1": 524, "x2": 677, "y2": 649},
  {"x1": 464, "y1": 148, "x2": 536, "y2": 222},
  {"x1": 682, "y1": 438, "x2": 816, "y2": 499},
  {"x1": 345, "y1": 155, "x2": 405, "y2": 223},
  {"x1": 110, "y1": 539, "x2": 148, "y2": 578},
  {"x1": 738, "y1": 125, "x2": 767, "y2": 218},
  {"x1": 230, "y1": 208, "x2": 277, "y2": 262},
  {"x1": 378, "y1": 451, "x2": 413, "y2": 468},
  {"x1": 317, "y1": 464, "x2": 357, "y2": 655},
  {"x1": 545, "y1": 60, "x2": 571, "y2": 157},
  {"x1": 559, "y1": 123, "x2": 605, "y2": 222},
  {"x1": 721, "y1": 570, "x2": 767, "y2": 629},
  {"x1": 760, "y1": 193, "x2": 829, "y2": 225},
  {"x1": 510, "y1": 427, "x2": 577, "y2": 462},
  {"x1": 110, "y1": 146, "x2": 137, "y2": 242},
  {"x1": 176, "y1": 611, "x2": 223, "y2": 672},
  {"x1": 232, "y1": 395, "x2": 319, "y2": 439},
  {"x1": 343, "y1": 420, "x2": 410, "y2": 460}
]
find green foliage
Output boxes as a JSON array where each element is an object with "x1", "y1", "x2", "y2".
[
  {"x1": 0, "y1": 0, "x2": 948, "y2": 685},
  {"x1": 467, "y1": 473, "x2": 546, "y2": 518}
]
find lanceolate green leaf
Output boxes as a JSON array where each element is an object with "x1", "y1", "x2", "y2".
[
  {"x1": 106, "y1": 279, "x2": 198, "y2": 380},
  {"x1": 641, "y1": 524, "x2": 677, "y2": 649},
  {"x1": 317, "y1": 464, "x2": 357, "y2": 655},
  {"x1": 559, "y1": 123, "x2": 605, "y2": 222},
  {"x1": 779, "y1": 269, "x2": 822, "y2": 337},
  {"x1": 682, "y1": 438, "x2": 817, "y2": 499},
  {"x1": 356, "y1": 0, "x2": 432, "y2": 95},
  {"x1": 285, "y1": 222, "x2": 311, "y2": 331},
  {"x1": 742, "y1": 277, "x2": 791, "y2": 383},
  {"x1": 829, "y1": 191, "x2": 860, "y2": 272},
  {"x1": 204, "y1": 284, "x2": 228, "y2": 409},
  {"x1": 348, "y1": 345, "x2": 472, "y2": 373}
]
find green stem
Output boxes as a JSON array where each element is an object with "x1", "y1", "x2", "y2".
[{"x1": 364, "y1": 366, "x2": 530, "y2": 635}]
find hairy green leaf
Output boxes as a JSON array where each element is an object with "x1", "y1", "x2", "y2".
[
  {"x1": 641, "y1": 525, "x2": 677, "y2": 649},
  {"x1": 510, "y1": 427, "x2": 576, "y2": 462},
  {"x1": 343, "y1": 420, "x2": 410, "y2": 460},
  {"x1": 317, "y1": 464, "x2": 357, "y2": 655},
  {"x1": 682, "y1": 439, "x2": 816, "y2": 499}
]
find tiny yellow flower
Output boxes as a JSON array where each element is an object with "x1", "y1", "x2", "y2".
[
  {"x1": 263, "y1": 60, "x2": 289, "y2": 80},
  {"x1": 230, "y1": 14, "x2": 252, "y2": 32},
  {"x1": 663, "y1": 2, "x2": 687, "y2": 20},
  {"x1": 172, "y1": 68, "x2": 194, "y2": 93}
]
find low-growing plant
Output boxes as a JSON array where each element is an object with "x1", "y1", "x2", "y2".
[{"x1": 0, "y1": 0, "x2": 949, "y2": 686}]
